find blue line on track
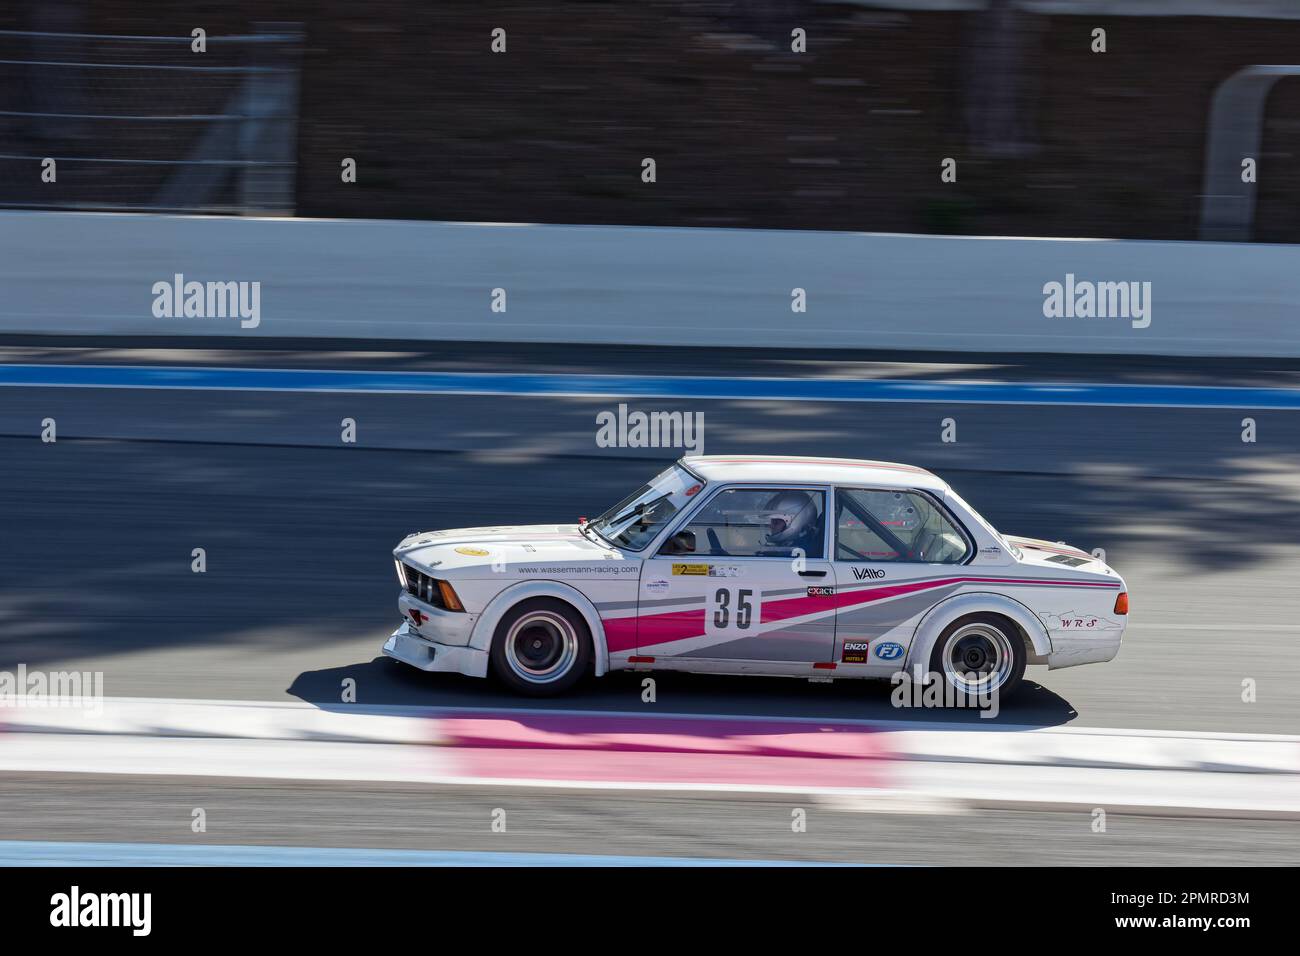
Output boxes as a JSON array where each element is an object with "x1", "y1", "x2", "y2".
[
  {"x1": 0, "y1": 840, "x2": 870, "y2": 867},
  {"x1": 1, "y1": 363, "x2": 1298, "y2": 409}
]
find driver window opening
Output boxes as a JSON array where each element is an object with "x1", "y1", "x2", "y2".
[{"x1": 663, "y1": 488, "x2": 826, "y2": 559}]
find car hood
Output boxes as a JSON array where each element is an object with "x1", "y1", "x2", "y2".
[{"x1": 394, "y1": 523, "x2": 626, "y2": 573}]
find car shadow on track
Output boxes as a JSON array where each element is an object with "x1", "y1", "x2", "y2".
[{"x1": 288, "y1": 658, "x2": 1077, "y2": 728}]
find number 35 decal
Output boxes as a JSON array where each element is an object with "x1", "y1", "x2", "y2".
[{"x1": 707, "y1": 588, "x2": 762, "y2": 636}]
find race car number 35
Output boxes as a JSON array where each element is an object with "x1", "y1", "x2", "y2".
[{"x1": 706, "y1": 587, "x2": 762, "y2": 637}]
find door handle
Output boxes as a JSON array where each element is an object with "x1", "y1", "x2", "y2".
[{"x1": 798, "y1": 570, "x2": 827, "y2": 578}]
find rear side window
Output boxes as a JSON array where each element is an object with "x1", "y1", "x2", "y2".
[{"x1": 835, "y1": 488, "x2": 970, "y2": 564}]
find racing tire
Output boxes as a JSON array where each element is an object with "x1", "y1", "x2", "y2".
[
  {"x1": 489, "y1": 598, "x2": 593, "y2": 697},
  {"x1": 927, "y1": 613, "x2": 1026, "y2": 706}
]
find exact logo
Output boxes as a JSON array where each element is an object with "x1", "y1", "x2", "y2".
[{"x1": 875, "y1": 642, "x2": 904, "y2": 661}]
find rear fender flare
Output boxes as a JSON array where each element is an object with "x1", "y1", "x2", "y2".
[{"x1": 905, "y1": 591, "x2": 1052, "y2": 673}]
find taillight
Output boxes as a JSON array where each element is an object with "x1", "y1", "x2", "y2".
[
  {"x1": 437, "y1": 579, "x2": 465, "y2": 612},
  {"x1": 1114, "y1": 591, "x2": 1129, "y2": 615}
]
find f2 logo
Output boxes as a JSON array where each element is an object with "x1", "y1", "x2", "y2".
[{"x1": 708, "y1": 587, "x2": 760, "y2": 636}]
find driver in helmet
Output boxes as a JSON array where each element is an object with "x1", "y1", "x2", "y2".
[{"x1": 762, "y1": 490, "x2": 823, "y2": 556}]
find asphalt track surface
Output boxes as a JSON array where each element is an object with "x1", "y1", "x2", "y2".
[
  {"x1": 1, "y1": 343, "x2": 1298, "y2": 862},
  {"x1": 0, "y1": 775, "x2": 1295, "y2": 866}
]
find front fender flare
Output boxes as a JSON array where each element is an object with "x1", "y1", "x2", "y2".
[
  {"x1": 470, "y1": 579, "x2": 610, "y2": 677},
  {"x1": 905, "y1": 591, "x2": 1052, "y2": 673}
]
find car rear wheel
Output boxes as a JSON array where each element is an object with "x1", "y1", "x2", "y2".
[
  {"x1": 928, "y1": 613, "x2": 1026, "y2": 704},
  {"x1": 490, "y1": 598, "x2": 592, "y2": 696}
]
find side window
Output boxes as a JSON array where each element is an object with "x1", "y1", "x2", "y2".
[
  {"x1": 666, "y1": 488, "x2": 826, "y2": 559},
  {"x1": 835, "y1": 488, "x2": 970, "y2": 564}
]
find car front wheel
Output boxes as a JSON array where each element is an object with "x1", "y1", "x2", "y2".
[{"x1": 490, "y1": 598, "x2": 592, "y2": 696}]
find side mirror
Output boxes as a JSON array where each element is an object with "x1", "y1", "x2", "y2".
[{"x1": 663, "y1": 529, "x2": 696, "y2": 555}]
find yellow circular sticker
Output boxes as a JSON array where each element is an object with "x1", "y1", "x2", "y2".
[{"x1": 455, "y1": 546, "x2": 490, "y2": 557}]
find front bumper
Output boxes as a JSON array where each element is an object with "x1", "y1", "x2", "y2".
[{"x1": 383, "y1": 622, "x2": 489, "y2": 678}]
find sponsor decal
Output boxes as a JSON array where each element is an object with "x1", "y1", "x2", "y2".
[
  {"x1": 852, "y1": 567, "x2": 887, "y2": 580},
  {"x1": 841, "y1": 641, "x2": 870, "y2": 664},
  {"x1": 644, "y1": 578, "x2": 670, "y2": 594},
  {"x1": 519, "y1": 564, "x2": 638, "y2": 575},
  {"x1": 875, "y1": 641, "x2": 905, "y2": 661},
  {"x1": 980, "y1": 546, "x2": 1001, "y2": 556},
  {"x1": 1042, "y1": 610, "x2": 1122, "y2": 631},
  {"x1": 806, "y1": 586, "x2": 834, "y2": 597},
  {"x1": 672, "y1": 563, "x2": 742, "y2": 577},
  {"x1": 685, "y1": 483, "x2": 702, "y2": 497},
  {"x1": 455, "y1": 547, "x2": 490, "y2": 557}
]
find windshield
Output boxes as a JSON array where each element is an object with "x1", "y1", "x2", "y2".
[{"x1": 587, "y1": 464, "x2": 704, "y2": 551}]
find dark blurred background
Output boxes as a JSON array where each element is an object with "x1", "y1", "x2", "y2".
[{"x1": 3, "y1": 1, "x2": 1300, "y2": 240}]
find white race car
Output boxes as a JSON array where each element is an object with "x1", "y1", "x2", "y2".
[{"x1": 384, "y1": 456, "x2": 1128, "y2": 699}]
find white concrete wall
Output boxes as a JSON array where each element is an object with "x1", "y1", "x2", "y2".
[{"x1": 2, "y1": 211, "x2": 1296, "y2": 356}]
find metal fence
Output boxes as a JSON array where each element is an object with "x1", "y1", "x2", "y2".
[{"x1": 0, "y1": 23, "x2": 301, "y2": 215}]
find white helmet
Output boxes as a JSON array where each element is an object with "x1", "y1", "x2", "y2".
[{"x1": 763, "y1": 490, "x2": 818, "y2": 545}]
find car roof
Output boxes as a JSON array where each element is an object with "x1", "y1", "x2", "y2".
[{"x1": 679, "y1": 455, "x2": 949, "y2": 492}]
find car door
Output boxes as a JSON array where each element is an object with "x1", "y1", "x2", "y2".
[
  {"x1": 830, "y1": 486, "x2": 974, "y2": 669},
  {"x1": 637, "y1": 485, "x2": 836, "y2": 665}
]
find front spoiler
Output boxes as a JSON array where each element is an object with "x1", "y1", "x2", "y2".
[{"x1": 383, "y1": 623, "x2": 489, "y2": 678}]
